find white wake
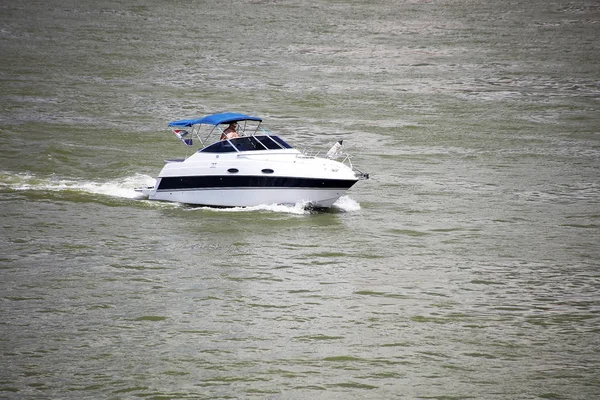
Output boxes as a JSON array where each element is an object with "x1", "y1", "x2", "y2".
[
  {"x1": 0, "y1": 171, "x2": 155, "y2": 200},
  {"x1": 1, "y1": 172, "x2": 361, "y2": 214}
]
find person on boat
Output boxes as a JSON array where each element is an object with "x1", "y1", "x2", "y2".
[{"x1": 221, "y1": 122, "x2": 240, "y2": 140}]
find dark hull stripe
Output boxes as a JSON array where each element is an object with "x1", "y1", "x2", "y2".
[{"x1": 157, "y1": 175, "x2": 357, "y2": 191}]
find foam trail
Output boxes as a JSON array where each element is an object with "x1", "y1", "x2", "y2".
[
  {"x1": 78, "y1": 174, "x2": 156, "y2": 199},
  {"x1": 1, "y1": 172, "x2": 155, "y2": 200}
]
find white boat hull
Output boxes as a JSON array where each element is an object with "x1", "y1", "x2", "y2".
[
  {"x1": 146, "y1": 186, "x2": 347, "y2": 208},
  {"x1": 135, "y1": 118, "x2": 366, "y2": 209}
]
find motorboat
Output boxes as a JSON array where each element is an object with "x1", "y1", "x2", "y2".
[{"x1": 135, "y1": 112, "x2": 368, "y2": 208}]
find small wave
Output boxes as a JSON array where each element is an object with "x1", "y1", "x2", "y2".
[
  {"x1": 0, "y1": 171, "x2": 155, "y2": 200},
  {"x1": 332, "y1": 195, "x2": 361, "y2": 212}
]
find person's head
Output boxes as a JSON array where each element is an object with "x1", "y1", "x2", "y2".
[{"x1": 229, "y1": 122, "x2": 237, "y2": 129}]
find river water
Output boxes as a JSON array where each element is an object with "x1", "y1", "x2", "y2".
[{"x1": 1, "y1": 1, "x2": 599, "y2": 399}]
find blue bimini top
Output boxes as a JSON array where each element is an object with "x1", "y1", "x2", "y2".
[{"x1": 167, "y1": 112, "x2": 262, "y2": 128}]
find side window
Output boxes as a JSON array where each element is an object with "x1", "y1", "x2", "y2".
[
  {"x1": 200, "y1": 141, "x2": 237, "y2": 153},
  {"x1": 200, "y1": 135, "x2": 293, "y2": 153},
  {"x1": 232, "y1": 137, "x2": 259, "y2": 151},
  {"x1": 267, "y1": 136, "x2": 293, "y2": 149},
  {"x1": 254, "y1": 136, "x2": 280, "y2": 150}
]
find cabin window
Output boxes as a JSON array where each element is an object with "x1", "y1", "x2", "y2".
[
  {"x1": 200, "y1": 140, "x2": 237, "y2": 153},
  {"x1": 200, "y1": 135, "x2": 293, "y2": 153},
  {"x1": 268, "y1": 136, "x2": 293, "y2": 149}
]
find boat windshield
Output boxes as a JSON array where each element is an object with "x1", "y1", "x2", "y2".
[{"x1": 200, "y1": 135, "x2": 293, "y2": 153}]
